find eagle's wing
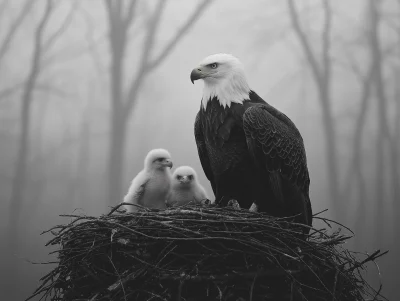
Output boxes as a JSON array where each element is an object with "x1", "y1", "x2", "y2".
[
  {"x1": 194, "y1": 111, "x2": 216, "y2": 195},
  {"x1": 123, "y1": 172, "x2": 150, "y2": 212},
  {"x1": 243, "y1": 104, "x2": 310, "y2": 202}
]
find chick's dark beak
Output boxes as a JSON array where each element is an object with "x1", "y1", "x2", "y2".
[
  {"x1": 164, "y1": 159, "x2": 173, "y2": 168},
  {"x1": 190, "y1": 68, "x2": 203, "y2": 84},
  {"x1": 180, "y1": 176, "x2": 189, "y2": 184}
]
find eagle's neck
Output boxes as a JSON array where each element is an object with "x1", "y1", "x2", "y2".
[{"x1": 202, "y1": 72, "x2": 250, "y2": 110}]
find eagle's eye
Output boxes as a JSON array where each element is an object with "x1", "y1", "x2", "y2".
[{"x1": 209, "y1": 63, "x2": 218, "y2": 69}]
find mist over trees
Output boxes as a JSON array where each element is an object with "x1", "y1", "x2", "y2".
[
  {"x1": 0, "y1": 0, "x2": 398, "y2": 300},
  {"x1": 103, "y1": 0, "x2": 211, "y2": 206}
]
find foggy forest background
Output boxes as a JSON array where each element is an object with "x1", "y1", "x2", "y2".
[{"x1": 0, "y1": 0, "x2": 399, "y2": 300}]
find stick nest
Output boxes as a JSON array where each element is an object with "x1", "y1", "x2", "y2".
[{"x1": 27, "y1": 204, "x2": 387, "y2": 301}]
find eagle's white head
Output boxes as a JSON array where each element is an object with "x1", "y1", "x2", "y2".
[
  {"x1": 144, "y1": 148, "x2": 173, "y2": 172},
  {"x1": 190, "y1": 53, "x2": 250, "y2": 110}
]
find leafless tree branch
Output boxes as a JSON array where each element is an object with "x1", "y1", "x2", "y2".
[
  {"x1": 288, "y1": 0, "x2": 340, "y2": 214},
  {"x1": 0, "y1": 0, "x2": 34, "y2": 63},
  {"x1": 321, "y1": 0, "x2": 332, "y2": 81},
  {"x1": 369, "y1": 0, "x2": 392, "y2": 143},
  {"x1": 103, "y1": 0, "x2": 212, "y2": 204},
  {"x1": 43, "y1": 0, "x2": 78, "y2": 53},
  {"x1": 367, "y1": 0, "x2": 400, "y2": 243},
  {"x1": 342, "y1": 62, "x2": 373, "y2": 198},
  {"x1": 147, "y1": 0, "x2": 213, "y2": 70},
  {"x1": 125, "y1": 0, "x2": 212, "y2": 112},
  {"x1": 80, "y1": 6, "x2": 107, "y2": 77},
  {"x1": 27, "y1": 0, "x2": 54, "y2": 77},
  {"x1": 287, "y1": 0, "x2": 322, "y2": 81},
  {"x1": 104, "y1": 0, "x2": 122, "y2": 37},
  {"x1": 124, "y1": 0, "x2": 167, "y2": 112},
  {"x1": 6, "y1": 1, "x2": 58, "y2": 287},
  {"x1": 123, "y1": 0, "x2": 138, "y2": 28},
  {"x1": 103, "y1": 0, "x2": 113, "y2": 20},
  {"x1": 395, "y1": 68, "x2": 400, "y2": 154},
  {"x1": 343, "y1": 46, "x2": 365, "y2": 81},
  {"x1": 114, "y1": 0, "x2": 122, "y2": 19}
]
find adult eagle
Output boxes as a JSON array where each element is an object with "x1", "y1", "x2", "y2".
[{"x1": 190, "y1": 53, "x2": 312, "y2": 228}]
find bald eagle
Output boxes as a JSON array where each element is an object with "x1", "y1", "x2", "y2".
[{"x1": 190, "y1": 53, "x2": 312, "y2": 228}]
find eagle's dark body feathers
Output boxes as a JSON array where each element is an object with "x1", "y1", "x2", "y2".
[{"x1": 195, "y1": 91, "x2": 312, "y2": 227}]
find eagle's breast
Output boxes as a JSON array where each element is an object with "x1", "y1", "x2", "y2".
[{"x1": 199, "y1": 98, "x2": 248, "y2": 176}]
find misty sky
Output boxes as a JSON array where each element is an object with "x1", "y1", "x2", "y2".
[{"x1": 0, "y1": 0, "x2": 398, "y2": 300}]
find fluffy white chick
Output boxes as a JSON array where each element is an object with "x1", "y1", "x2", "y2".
[
  {"x1": 123, "y1": 149, "x2": 173, "y2": 213},
  {"x1": 167, "y1": 166, "x2": 208, "y2": 207}
]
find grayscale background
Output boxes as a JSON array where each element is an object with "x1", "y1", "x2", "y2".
[{"x1": 0, "y1": 0, "x2": 398, "y2": 300}]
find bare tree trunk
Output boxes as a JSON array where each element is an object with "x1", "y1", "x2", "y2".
[
  {"x1": 368, "y1": 0, "x2": 397, "y2": 245},
  {"x1": 7, "y1": 0, "x2": 75, "y2": 225},
  {"x1": 319, "y1": 82, "x2": 340, "y2": 208},
  {"x1": 0, "y1": 0, "x2": 33, "y2": 66},
  {"x1": 72, "y1": 88, "x2": 92, "y2": 208},
  {"x1": 0, "y1": 0, "x2": 34, "y2": 102},
  {"x1": 21, "y1": 92, "x2": 49, "y2": 224},
  {"x1": 106, "y1": 7, "x2": 127, "y2": 202},
  {"x1": 287, "y1": 0, "x2": 341, "y2": 218},
  {"x1": 391, "y1": 1, "x2": 400, "y2": 253},
  {"x1": 107, "y1": 105, "x2": 128, "y2": 203},
  {"x1": 353, "y1": 71, "x2": 373, "y2": 245},
  {"x1": 370, "y1": 15, "x2": 385, "y2": 246},
  {"x1": 339, "y1": 44, "x2": 375, "y2": 236},
  {"x1": 395, "y1": 69, "x2": 400, "y2": 235},
  {"x1": 354, "y1": 88, "x2": 372, "y2": 246},
  {"x1": 103, "y1": 0, "x2": 212, "y2": 206},
  {"x1": 4, "y1": 1, "x2": 53, "y2": 297},
  {"x1": 7, "y1": 0, "x2": 53, "y2": 238}
]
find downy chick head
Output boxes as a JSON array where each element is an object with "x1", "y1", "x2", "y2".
[
  {"x1": 144, "y1": 149, "x2": 173, "y2": 172},
  {"x1": 172, "y1": 166, "x2": 198, "y2": 187}
]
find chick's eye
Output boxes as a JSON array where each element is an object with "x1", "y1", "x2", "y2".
[
  {"x1": 209, "y1": 63, "x2": 218, "y2": 69},
  {"x1": 188, "y1": 175, "x2": 193, "y2": 180},
  {"x1": 177, "y1": 176, "x2": 181, "y2": 180}
]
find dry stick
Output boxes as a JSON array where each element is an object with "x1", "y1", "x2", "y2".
[
  {"x1": 249, "y1": 273, "x2": 258, "y2": 301},
  {"x1": 371, "y1": 284, "x2": 383, "y2": 301},
  {"x1": 348, "y1": 250, "x2": 388, "y2": 272},
  {"x1": 290, "y1": 281, "x2": 295, "y2": 301},
  {"x1": 312, "y1": 216, "x2": 355, "y2": 234},
  {"x1": 89, "y1": 292, "x2": 99, "y2": 301},
  {"x1": 107, "y1": 255, "x2": 128, "y2": 301},
  {"x1": 176, "y1": 280, "x2": 183, "y2": 301},
  {"x1": 331, "y1": 268, "x2": 339, "y2": 301}
]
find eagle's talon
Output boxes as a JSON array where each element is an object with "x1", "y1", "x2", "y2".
[
  {"x1": 227, "y1": 199, "x2": 241, "y2": 210},
  {"x1": 201, "y1": 198, "x2": 212, "y2": 205}
]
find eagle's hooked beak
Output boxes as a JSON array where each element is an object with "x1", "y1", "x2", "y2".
[{"x1": 190, "y1": 68, "x2": 203, "y2": 84}]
